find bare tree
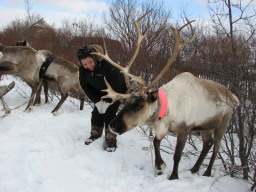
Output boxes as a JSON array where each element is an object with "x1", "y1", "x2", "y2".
[{"x1": 207, "y1": 0, "x2": 256, "y2": 189}]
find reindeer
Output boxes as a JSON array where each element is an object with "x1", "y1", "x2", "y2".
[
  {"x1": 13, "y1": 40, "x2": 86, "y2": 115},
  {"x1": 0, "y1": 45, "x2": 43, "y2": 112},
  {"x1": 91, "y1": 11, "x2": 240, "y2": 180},
  {"x1": 14, "y1": 40, "x2": 52, "y2": 105},
  {"x1": 36, "y1": 49, "x2": 85, "y2": 115},
  {"x1": 13, "y1": 40, "x2": 49, "y2": 104}
]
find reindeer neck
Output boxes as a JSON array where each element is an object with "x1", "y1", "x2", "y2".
[{"x1": 147, "y1": 96, "x2": 162, "y2": 125}]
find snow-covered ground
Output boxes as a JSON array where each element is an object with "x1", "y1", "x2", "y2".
[{"x1": 0, "y1": 76, "x2": 250, "y2": 192}]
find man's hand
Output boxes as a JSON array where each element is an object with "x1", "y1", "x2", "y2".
[{"x1": 95, "y1": 100, "x2": 111, "y2": 114}]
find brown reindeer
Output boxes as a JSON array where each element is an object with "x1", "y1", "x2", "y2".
[
  {"x1": 0, "y1": 45, "x2": 43, "y2": 112},
  {"x1": 13, "y1": 41, "x2": 49, "y2": 104},
  {"x1": 37, "y1": 49, "x2": 85, "y2": 115},
  {"x1": 13, "y1": 41, "x2": 86, "y2": 115},
  {"x1": 91, "y1": 11, "x2": 240, "y2": 180}
]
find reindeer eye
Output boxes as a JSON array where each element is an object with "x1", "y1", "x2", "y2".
[{"x1": 134, "y1": 103, "x2": 143, "y2": 111}]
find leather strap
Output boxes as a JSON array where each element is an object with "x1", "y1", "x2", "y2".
[{"x1": 39, "y1": 55, "x2": 57, "y2": 78}]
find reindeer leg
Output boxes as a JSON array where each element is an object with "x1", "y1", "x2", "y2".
[
  {"x1": 169, "y1": 133, "x2": 188, "y2": 180},
  {"x1": 43, "y1": 80, "x2": 49, "y2": 103},
  {"x1": 190, "y1": 131, "x2": 213, "y2": 174},
  {"x1": 153, "y1": 137, "x2": 166, "y2": 175},
  {"x1": 1, "y1": 97, "x2": 10, "y2": 114},
  {"x1": 80, "y1": 97, "x2": 85, "y2": 110},
  {"x1": 34, "y1": 84, "x2": 42, "y2": 106},
  {"x1": 51, "y1": 93, "x2": 68, "y2": 116},
  {"x1": 25, "y1": 84, "x2": 41, "y2": 112},
  {"x1": 203, "y1": 114, "x2": 231, "y2": 177}
]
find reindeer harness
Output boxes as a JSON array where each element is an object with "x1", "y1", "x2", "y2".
[{"x1": 39, "y1": 55, "x2": 57, "y2": 78}]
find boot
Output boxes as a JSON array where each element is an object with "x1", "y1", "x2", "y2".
[
  {"x1": 84, "y1": 124, "x2": 103, "y2": 145},
  {"x1": 104, "y1": 128, "x2": 117, "y2": 152}
]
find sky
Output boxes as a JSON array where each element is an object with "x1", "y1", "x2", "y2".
[
  {"x1": 1, "y1": 0, "x2": 255, "y2": 31},
  {"x1": 0, "y1": 76, "x2": 251, "y2": 192},
  {"x1": 0, "y1": 0, "x2": 211, "y2": 29}
]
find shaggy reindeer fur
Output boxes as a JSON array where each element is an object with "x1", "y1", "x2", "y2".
[{"x1": 110, "y1": 72, "x2": 240, "y2": 180}]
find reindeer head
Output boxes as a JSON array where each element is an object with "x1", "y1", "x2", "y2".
[
  {"x1": 13, "y1": 40, "x2": 36, "y2": 52},
  {"x1": 13, "y1": 40, "x2": 27, "y2": 46},
  {"x1": 92, "y1": 10, "x2": 195, "y2": 135}
]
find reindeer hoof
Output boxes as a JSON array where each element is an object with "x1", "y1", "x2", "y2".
[
  {"x1": 169, "y1": 174, "x2": 179, "y2": 180},
  {"x1": 155, "y1": 163, "x2": 166, "y2": 175},
  {"x1": 25, "y1": 107, "x2": 32, "y2": 113},
  {"x1": 190, "y1": 167, "x2": 199, "y2": 174},
  {"x1": 203, "y1": 171, "x2": 211, "y2": 177},
  {"x1": 52, "y1": 111, "x2": 57, "y2": 116}
]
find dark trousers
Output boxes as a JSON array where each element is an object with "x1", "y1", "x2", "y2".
[{"x1": 91, "y1": 101, "x2": 120, "y2": 137}]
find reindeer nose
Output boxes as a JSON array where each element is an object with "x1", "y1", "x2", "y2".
[
  {"x1": 109, "y1": 119, "x2": 126, "y2": 135},
  {"x1": 109, "y1": 123, "x2": 121, "y2": 135}
]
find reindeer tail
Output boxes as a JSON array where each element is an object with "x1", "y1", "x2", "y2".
[{"x1": 232, "y1": 93, "x2": 240, "y2": 107}]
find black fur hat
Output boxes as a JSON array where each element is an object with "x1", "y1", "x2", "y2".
[{"x1": 77, "y1": 44, "x2": 104, "y2": 62}]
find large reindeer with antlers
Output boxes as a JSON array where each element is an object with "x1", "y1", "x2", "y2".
[{"x1": 92, "y1": 11, "x2": 240, "y2": 180}]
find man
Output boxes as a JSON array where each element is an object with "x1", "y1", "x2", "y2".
[{"x1": 77, "y1": 44, "x2": 127, "y2": 152}]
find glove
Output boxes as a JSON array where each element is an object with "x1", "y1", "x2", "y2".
[{"x1": 95, "y1": 100, "x2": 111, "y2": 114}]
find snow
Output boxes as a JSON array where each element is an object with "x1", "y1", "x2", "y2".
[{"x1": 0, "y1": 77, "x2": 250, "y2": 192}]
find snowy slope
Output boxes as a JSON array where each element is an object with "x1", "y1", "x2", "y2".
[{"x1": 0, "y1": 76, "x2": 250, "y2": 192}]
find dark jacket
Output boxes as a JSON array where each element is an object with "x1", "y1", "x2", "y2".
[{"x1": 79, "y1": 59, "x2": 127, "y2": 103}]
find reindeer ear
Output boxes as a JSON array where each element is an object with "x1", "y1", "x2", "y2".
[{"x1": 147, "y1": 89, "x2": 158, "y2": 102}]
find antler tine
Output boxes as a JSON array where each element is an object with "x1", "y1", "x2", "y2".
[
  {"x1": 92, "y1": 38, "x2": 146, "y2": 87},
  {"x1": 179, "y1": 19, "x2": 195, "y2": 32},
  {"x1": 92, "y1": 10, "x2": 154, "y2": 74},
  {"x1": 179, "y1": 19, "x2": 196, "y2": 47},
  {"x1": 145, "y1": 20, "x2": 196, "y2": 92},
  {"x1": 91, "y1": 39, "x2": 131, "y2": 88},
  {"x1": 91, "y1": 39, "x2": 124, "y2": 72},
  {"x1": 101, "y1": 77, "x2": 142, "y2": 103},
  {"x1": 126, "y1": 10, "x2": 163, "y2": 70}
]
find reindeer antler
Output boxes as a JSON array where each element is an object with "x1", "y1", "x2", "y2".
[
  {"x1": 101, "y1": 77, "x2": 143, "y2": 104},
  {"x1": 145, "y1": 19, "x2": 195, "y2": 92},
  {"x1": 126, "y1": 10, "x2": 163, "y2": 71},
  {"x1": 92, "y1": 39, "x2": 146, "y2": 90},
  {"x1": 92, "y1": 10, "x2": 161, "y2": 80},
  {"x1": 93, "y1": 12, "x2": 195, "y2": 102},
  {"x1": 92, "y1": 10, "x2": 162, "y2": 99}
]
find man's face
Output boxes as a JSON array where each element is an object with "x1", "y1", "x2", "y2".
[{"x1": 81, "y1": 57, "x2": 95, "y2": 71}]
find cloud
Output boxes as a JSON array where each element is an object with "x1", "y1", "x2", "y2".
[
  {"x1": 0, "y1": 0, "x2": 108, "y2": 29},
  {"x1": 36, "y1": 0, "x2": 108, "y2": 13},
  {"x1": 0, "y1": 6, "x2": 26, "y2": 29}
]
